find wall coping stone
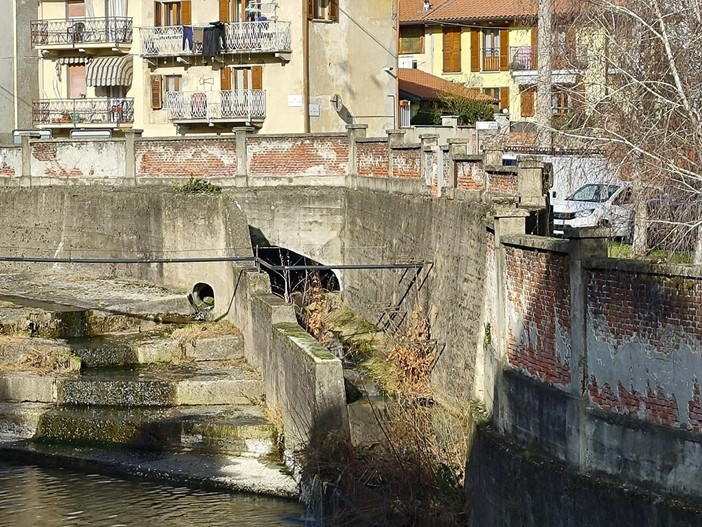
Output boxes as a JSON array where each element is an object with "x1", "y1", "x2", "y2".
[
  {"x1": 355, "y1": 137, "x2": 388, "y2": 144},
  {"x1": 485, "y1": 165, "x2": 518, "y2": 174},
  {"x1": 584, "y1": 257, "x2": 702, "y2": 279},
  {"x1": 390, "y1": 144, "x2": 421, "y2": 150},
  {"x1": 501, "y1": 234, "x2": 570, "y2": 254},
  {"x1": 454, "y1": 154, "x2": 483, "y2": 162}
]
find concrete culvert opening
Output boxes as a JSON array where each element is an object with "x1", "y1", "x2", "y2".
[{"x1": 191, "y1": 283, "x2": 215, "y2": 310}]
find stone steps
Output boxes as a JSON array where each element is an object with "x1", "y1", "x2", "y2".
[
  {"x1": 58, "y1": 363, "x2": 264, "y2": 407},
  {"x1": 35, "y1": 405, "x2": 277, "y2": 457}
]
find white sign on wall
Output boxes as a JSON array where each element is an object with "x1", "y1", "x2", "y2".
[
  {"x1": 288, "y1": 95, "x2": 303, "y2": 107},
  {"x1": 308, "y1": 104, "x2": 320, "y2": 117},
  {"x1": 475, "y1": 120, "x2": 498, "y2": 131}
]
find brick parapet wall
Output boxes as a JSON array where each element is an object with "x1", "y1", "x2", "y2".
[
  {"x1": 0, "y1": 147, "x2": 21, "y2": 178},
  {"x1": 504, "y1": 244, "x2": 572, "y2": 387},
  {"x1": 33, "y1": 140, "x2": 126, "y2": 179},
  {"x1": 357, "y1": 141, "x2": 389, "y2": 178},
  {"x1": 586, "y1": 262, "x2": 702, "y2": 431},
  {"x1": 136, "y1": 138, "x2": 237, "y2": 178},
  {"x1": 247, "y1": 135, "x2": 348, "y2": 177},
  {"x1": 390, "y1": 147, "x2": 421, "y2": 179}
]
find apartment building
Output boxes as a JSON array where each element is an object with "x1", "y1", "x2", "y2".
[
  {"x1": 398, "y1": 0, "x2": 587, "y2": 123},
  {"x1": 30, "y1": 0, "x2": 397, "y2": 138}
]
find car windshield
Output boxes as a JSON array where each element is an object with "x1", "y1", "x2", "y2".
[{"x1": 566, "y1": 184, "x2": 620, "y2": 203}]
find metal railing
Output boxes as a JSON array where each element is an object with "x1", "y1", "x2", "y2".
[
  {"x1": 166, "y1": 90, "x2": 266, "y2": 122},
  {"x1": 32, "y1": 98, "x2": 135, "y2": 125},
  {"x1": 509, "y1": 46, "x2": 536, "y2": 70},
  {"x1": 31, "y1": 17, "x2": 133, "y2": 47},
  {"x1": 140, "y1": 20, "x2": 291, "y2": 57},
  {"x1": 482, "y1": 48, "x2": 501, "y2": 71}
]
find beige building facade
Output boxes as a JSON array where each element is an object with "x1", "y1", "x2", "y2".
[{"x1": 31, "y1": 0, "x2": 397, "y2": 138}]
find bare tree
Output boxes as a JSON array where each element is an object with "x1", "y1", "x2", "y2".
[{"x1": 553, "y1": 0, "x2": 702, "y2": 259}]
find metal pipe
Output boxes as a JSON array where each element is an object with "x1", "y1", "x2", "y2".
[
  {"x1": 256, "y1": 260, "x2": 425, "y2": 271},
  {"x1": 302, "y1": 0, "x2": 310, "y2": 133},
  {"x1": 0, "y1": 256, "x2": 257, "y2": 264}
]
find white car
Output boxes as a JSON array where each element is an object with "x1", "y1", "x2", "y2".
[{"x1": 552, "y1": 183, "x2": 634, "y2": 238}]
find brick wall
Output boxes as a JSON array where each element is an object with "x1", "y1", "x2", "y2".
[
  {"x1": 136, "y1": 138, "x2": 237, "y2": 178},
  {"x1": 0, "y1": 147, "x2": 21, "y2": 177},
  {"x1": 247, "y1": 135, "x2": 348, "y2": 178},
  {"x1": 504, "y1": 245, "x2": 572, "y2": 386},
  {"x1": 357, "y1": 141, "x2": 389, "y2": 178},
  {"x1": 32, "y1": 140, "x2": 126, "y2": 179},
  {"x1": 456, "y1": 160, "x2": 486, "y2": 191},
  {"x1": 488, "y1": 173, "x2": 518, "y2": 194},
  {"x1": 586, "y1": 266, "x2": 702, "y2": 430},
  {"x1": 391, "y1": 148, "x2": 421, "y2": 179}
]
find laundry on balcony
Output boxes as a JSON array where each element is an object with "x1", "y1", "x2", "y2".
[
  {"x1": 203, "y1": 22, "x2": 225, "y2": 61},
  {"x1": 86, "y1": 55, "x2": 133, "y2": 87}
]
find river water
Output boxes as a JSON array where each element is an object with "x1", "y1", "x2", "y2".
[{"x1": 0, "y1": 462, "x2": 305, "y2": 526}]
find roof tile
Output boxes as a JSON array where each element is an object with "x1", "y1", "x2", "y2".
[{"x1": 398, "y1": 68, "x2": 495, "y2": 102}]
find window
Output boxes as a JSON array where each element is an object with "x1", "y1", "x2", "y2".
[
  {"x1": 552, "y1": 89, "x2": 569, "y2": 115},
  {"x1": 483, "y1": 29, "x2": 500, "y2": 71},
  {"x1": 520, "y1": 87, "x2": 535, "y2": 117},
  {"x1": 155, "y1": 0, "x2": 191, "y2": 26},
  {"x1": 309, "y1": 0, "x2": 338, "y2": 22},
  {"x1": 164, "y1": 75, "x2": 183, "y2": 98},
  {"x1": 484, "y1": 87, "x2": 510, "y2": 113},
  {"x1": 67, "y1": 0, "x2": 85, "y2": 18},
  {"x1": 442, "y1": 26, "x2": 461, "y2": 73},
  {"x1": 400, "y1": 26, "x2": 424, "y2": 54},
  {"x1": 221, "y1": 66, "x2": 263, "y2": 92}
]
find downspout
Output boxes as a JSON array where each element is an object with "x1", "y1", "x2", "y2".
[
  {"x1": 13, "y1": 0, "x2": 18, "y2": 130},
  {"x1": 303, "y1": 0, "x2": 310, "y2": 133},
  {"x1": 394, "y1": 0, "x2": 399, "y2": 129}
]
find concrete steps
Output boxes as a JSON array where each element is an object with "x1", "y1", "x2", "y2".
[
  {"x1": 35, "y1": 405, "x2": 276, "y2": 457},
  {"x1": 57, "y1": 363, "x2": 264, "y2": 407}
]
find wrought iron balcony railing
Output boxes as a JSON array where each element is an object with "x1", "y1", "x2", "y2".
[
  {"x1": 31, "y1": 17, "x2": 133, "y2": 48},
  {"x1": 509, "y1": 46, "x2": 537, "y2": 71},
  {"x1": 32, "y1": 98, "x2": 135, "y2": 125},
  {"x1": 141, "y1": 21, "x2": 291, "y2": 57},
  {"x1": 166, "y1": 90, "x2": 266, "y2": 122}
]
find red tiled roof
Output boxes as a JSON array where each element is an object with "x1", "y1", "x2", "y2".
[
  {"x1": 399, "y1": 0, "x2": 575, "y2": 23},
  {"x1": 398, "y1": 68, "x2": 495, "y2": 102}
]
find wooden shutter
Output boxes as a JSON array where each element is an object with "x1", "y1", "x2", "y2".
[
  {"x1": 329, "y1": 0, "x2": 339, "y2": 21},
  {"x1": 221, "y1": 67, "x2": 231, "y2": 91},
  {"x1": 443, "y1": 26, "x2": 461, "y2": 73},
  {"x1": 181, "y1": 0, "x2": 192, "y2": 25},
  {"x1": 150, "y1": 75, "x2": 163, "y2": 110},
  {"x1": 531, "y1": 26, "x2": 538, "y2": 69},
  {"x1": 520, "y1": 87, "x2": 535, "y2": 117},
  {"x1": 252, "y1": 66, "x2": 263, "y2": 90},
  {"x1": 219, "y1": 0, "x2": 229, "y2": 22},
  {"x1": 154, "y1": 1, "x2": 162, "y2": 26},
  {"x1": 470, "y1": 29, "x2": 480, "y2": 72},
  {"x1": 500, "y1": 87, "x2": 510, "y2": 112},
  {"x1": 499, "y1": 29, "x2": 509, "y2": 71}
]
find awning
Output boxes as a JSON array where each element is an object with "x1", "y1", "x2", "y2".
[
  {"x1": 58, "y1": 57, "x2": 91, "y2": 65},
  {"x1": 87, "y1": 55, "x2": 133, "y2": 87}
]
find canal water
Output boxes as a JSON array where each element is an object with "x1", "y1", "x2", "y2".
[{"x1": 0, "y1": 461, "x2": 305, "y2": 526}]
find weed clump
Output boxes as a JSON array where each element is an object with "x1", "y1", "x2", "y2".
[{"x1": 173, "y1": 177, "x2": 222, "y2": 194}]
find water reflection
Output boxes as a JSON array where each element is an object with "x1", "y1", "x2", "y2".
[{"x1": 0, "y1": 462, "x2": 303, "y2": 526}]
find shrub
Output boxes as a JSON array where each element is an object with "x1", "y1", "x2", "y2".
[{"x1": 173, "y1": 177, "x2": 222, "y2": 194}]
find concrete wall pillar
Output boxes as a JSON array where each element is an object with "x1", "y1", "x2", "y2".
[
  {"x1": 235, "y1": 127, "x2": 255, "y2": 185},
  {"x1": 420, "y1": 133, "x2": 439, "y2": 187},
  {"x1": 517, "y1": 156, "x2": 547, "y2": 209},
  {"x1": 447, "y1": 138, "x2": 469, "y2": 188},
  {"x1": 124, "y1": 129, "x2": 142, "y2": 184},
  {"x1": 565, "y1": 226, "x2": 610, "y2": 468},
  {"x1": 483, "y1": 144, "x2": 502, "y2": 167},
  {"x1": 346, "y1": 124, "x2": 367, "y2": 177},
  {"x1": 20, "y1": 136, "x2": 31, "y2": 186},
  {"x1": 387, "y1": 129, "x2": 406, "y2": 179}
]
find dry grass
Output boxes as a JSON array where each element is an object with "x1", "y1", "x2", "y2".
[{"x1": 170, "y1": 321, "x2": 242, "y2": 364}]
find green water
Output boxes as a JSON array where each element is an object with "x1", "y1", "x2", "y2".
[{"x1": 0, "y1": 462, "x2": 305, "y2": 526}]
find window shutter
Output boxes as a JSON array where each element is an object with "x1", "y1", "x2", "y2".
[
  {"x1": 443, "y1": 26, "x2": 461, "y2": 73},
  {"x1": 221, "y1": 67, "x2": 231, "y2": 91},
  {"x1": 499, "y1": 29, "x2": 509, "y2": 71},
  {"x1": 500, "y1": 86, "x2": 510, "y2": 112},
  {"x1": 181, "y1": 0, "x2": 192, "y2": 25},
  {"x1": 154, "y1": 1, "x2": 162, "y2": 26},
  {"x1": 252, "y1": 66, "x2": 263, "y2": 90},
  {"x1": 307, "y1": 0, "x2": 315, "y2": 19},
  {"x1": 219, "y1": 0, "x2": 229, "y2": 22},
  {"x1": 330, "y1": 0, "x2": 339, "y2": 21},
  {"x1": 520, "y1": 87, "x2": 535, "y2": 117},
  {"x1": 150, "y1": 75, "x2": 163, "y2": 110},
  {"x1": 470, "y1": 29, "x2": 480, "y2": 72},
  {"x1": 531, "y1": 26, "x2": 538, "y2": 69}
]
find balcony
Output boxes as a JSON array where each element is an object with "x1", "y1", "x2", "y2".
[
  {"x1": 141, "y1": 21, "x2": 291, "y2": 58},
  {"x1": 509, "y1": 46, "x2": 537, "y2": 71},
  {"x1": 31, "y1": 17, "x2": 133, "y2": 50},
  {"x1": 166, "y1": 90, "x2": 265, "y2": 125},
  {"x1": 32, "y1": 98, "x2": 134, "y2": 127}
]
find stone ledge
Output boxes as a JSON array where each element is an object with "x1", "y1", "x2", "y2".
[
  {"x1": 585, "y1": 257, "x2": 702, "y2": 278},
  {"x1": 500, "y1": 234, "x2": 571, "y2": 254}
]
